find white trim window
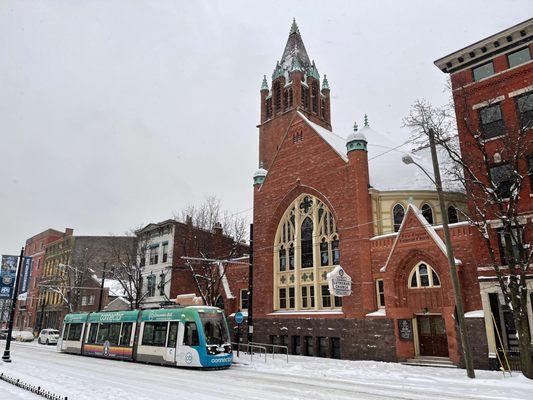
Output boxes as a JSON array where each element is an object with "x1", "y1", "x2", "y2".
[
  {"x1": 274, "y1": 194, "x2": 340, "y2": 311},
  {"x1": 376, "y1": 279, "x2": 385, "y2": 308},
  {"x1": 408, "y1": 263, "x2": 441, "y2": 289}
]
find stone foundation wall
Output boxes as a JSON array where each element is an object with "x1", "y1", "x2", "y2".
[{"x1": 253, "y1": 317, "x2": 397, "y2": 362}]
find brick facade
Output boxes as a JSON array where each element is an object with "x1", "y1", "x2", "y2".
[{"x1": 251, "y1": 20, "x2": 489, "y2": 368}]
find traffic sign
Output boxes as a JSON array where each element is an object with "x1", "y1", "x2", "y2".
[{"x1": 234, "y1": 311, "x2": 244, "y2": 324}]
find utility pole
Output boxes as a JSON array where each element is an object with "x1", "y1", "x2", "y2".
[
  {"x1": 2, "y1": 247, "x2": 24, "y2": 363},
  {"x1": 97, "y1": 262, "x2": 107, "y2": 312},
  {"x1": 428, "y1": 128, "x2": 475, "y2": 378},
  {"x1": 247, "y1": 223, "x2": 254, "y2": 347}
]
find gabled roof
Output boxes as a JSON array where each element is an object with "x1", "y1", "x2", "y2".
[
  {"x1": 297, "y1": 111, "x2": 348, "y2": 161},
  {"x1": 381, "y1": 204, "x2": 462, "y2": 272}
]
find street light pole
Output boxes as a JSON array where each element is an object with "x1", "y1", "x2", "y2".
[
  {"x1": 2, "y1": 247, "x2": 24, "y2": 363},
  {"x1": 427, "y1": 129, "x2": 475, "y2": 378}
]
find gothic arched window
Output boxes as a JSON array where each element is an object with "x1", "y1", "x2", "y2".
[
  {"x1": 274, "y1": 194, "x2": 340, "y2": 311},
  {"x1": 408, "y1": 263, "x2": 441, "y2": 288},
  {"x1": 301, "y1": 86, "x2": 309, "y2": 109},
  {"x1": 447, "y1": 205, "x2": 459, "y2": 224},
  {"x1": 421, "y1": 203, "x2": 434, "y2": 224},
  {"x1": 311, "y1": 83, "x2": 319, "y2": 113},
  {"x1": 284, "y1": 88, "x2": 293, "y2": 110},
  {"x1": 393, "y1": 204, "x2": 405, "y2": 232},
  {"x1": 274, "y1": 82, "x2": 282, "y2": 113}
]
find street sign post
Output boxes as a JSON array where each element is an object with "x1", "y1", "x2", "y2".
[{"x1": 234, "y1": 311, "x2": 244, "y2": 357}]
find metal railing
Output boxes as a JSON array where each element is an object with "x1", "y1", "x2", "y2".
[
  {"x1": 250, "y1": 341, "x2": 289, "y2": 363},
  {"x1": 0, "y1": 372, "x2": 67, "y2": 400},
  {"x1": 231, "y1": 342, "x2": 267, "y2": 363}
]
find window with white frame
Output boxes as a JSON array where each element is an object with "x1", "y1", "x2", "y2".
[
  {"x1": 149, "y1": 245, "x2": 159, "y2": 265},
  {"x1": 376, "y1": 279, "x2": 385, "y2": 308},
  {"x1": 393, "y1": 203, "x2": 405, "y2": 232},
  {"x1": 146, "y1": 275, "x2": 156, "y2": 297},
  {"x1": 421, "y1": 203, "x2": 434, "y2": 224},
  {"x1": 159, "y1": 273, "x2": 165, "y2": 296},
  {"x1": 162, "y1": 242, "x2": 169, "y2": 263},
  {"x1": 81, "y1": 296, "x2": 87, "y2": 306},
  {"x1": 408, "y1": 263, "x2": 441, "y2": 288},
  {"x1": 88, "y1": 295, "x2": 95, "y2": 305},
  {"x1": 274, "y1": 194, "x2": 340, "y2": 311}
]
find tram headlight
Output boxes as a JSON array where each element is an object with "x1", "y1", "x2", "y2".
[
  {"x1": 224, "y1": 344, "x2": 232, "y2": 354},
  {"x1": 207, "y1": 345, "x2": 218, "y2": 355}
]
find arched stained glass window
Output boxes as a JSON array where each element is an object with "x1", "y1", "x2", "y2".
[
  {"x1": 447, "y1": 205, "x2": 459, "y2": 224},
  {"x1": 301, "y1": 217, "x2": 314, "y2": 268},
  {"x1": 408, "y1": 263, "x2": 441, "y2": 288},
  {"x1": 393, "y1": 204, "x2": 405, "y2": 232},
  {"x1": 421, "y1": 204, "x2": 434, "y2": 225},
  {"x1": 274, "y1": 194, "x2": 340, "y2": 311}
]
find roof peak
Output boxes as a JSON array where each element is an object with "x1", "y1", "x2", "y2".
[{"x1": 280, "y1": 19, "x2": 311, "y2": 73}]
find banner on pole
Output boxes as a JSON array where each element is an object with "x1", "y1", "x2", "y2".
[
  {"x1": 0, "y1": 255, "x2": 18, "y2": 300},
  {"x1": 17, "y1": 257, "x2": 33, "y2": 301}
]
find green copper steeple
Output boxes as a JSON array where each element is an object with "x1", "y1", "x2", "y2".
[
  {"x1": 261, "y1": 75, "x2": 268, "y2": 91},
  {"x1": 322, "y1": 74, "x2": 330, "y2": 90}
]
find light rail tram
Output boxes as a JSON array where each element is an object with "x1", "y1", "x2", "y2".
[{"x1": 59, "y1": 306, "x2": 233, "y2": 369}]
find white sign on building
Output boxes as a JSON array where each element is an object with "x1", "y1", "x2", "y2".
[{"x1": 327, "y1": 266, "x2": 352, "y2": 297}]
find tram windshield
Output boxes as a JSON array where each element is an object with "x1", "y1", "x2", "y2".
[{"x1": 199, "y1": 311, "x2": 229, "y2": 346}]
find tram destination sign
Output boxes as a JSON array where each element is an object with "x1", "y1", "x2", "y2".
[{"x1": 327, "y1": 266, "x2": 352, "y2": 297}]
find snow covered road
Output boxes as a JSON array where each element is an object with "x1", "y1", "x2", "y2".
[{"x1": 0, "y1": 341, "x2": 531, "y2": 400}]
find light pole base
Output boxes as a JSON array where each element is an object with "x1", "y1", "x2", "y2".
[{"x1": 2, "y1": 351, "x2": 12, "y2": 362}]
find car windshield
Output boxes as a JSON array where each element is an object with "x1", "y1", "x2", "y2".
[
  {"x1": 49, "y1": 330, "x2": 59, "y2": 335},
  {"x1": 199, "y1": 311, "x2": 229, "y2": 346}
]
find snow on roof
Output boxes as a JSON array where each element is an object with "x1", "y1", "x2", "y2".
[
  {"x1": 218, "y1": 262, "x2": 235, "y2": 300},
  {"x1": 381, "y1": 204, "x2": 462, "y2": 272},
  {"x1": 297, "y1": 111, "x2": 462, "y2": 192},
  {"x1": 297, "y1": 111, "x2": 348, "y2": 161},
  {"x1": 91, "y1": 274, "x2": 127, "y2": 297}
]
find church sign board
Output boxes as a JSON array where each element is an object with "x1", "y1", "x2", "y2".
[
  {"x1": 398, "y1": 319, "x2": 413, "y2": 341},
  {"x1": 327, "y1": 266, "x2": 352, "y2": 297}
]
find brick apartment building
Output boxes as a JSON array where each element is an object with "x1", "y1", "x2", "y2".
[
  {"x1": 13, "y1": 229, "x2": 64, "y2": 331},
  {"x1": 136, "y1": 218, "x2": 249, "y2": 315},
  {"x1": 36, "y1": 228, "x2": 135, "y2": 331},
  {"x1": 435, "y1": 18, "x2": 533, "y2": 368},
  {"x1": 249, "y1": 20, "x2": 513, "y2": 368}
]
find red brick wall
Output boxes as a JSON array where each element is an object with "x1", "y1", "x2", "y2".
[{"x1": 253, "y1": 112, "x2": 374, "y2": 318}]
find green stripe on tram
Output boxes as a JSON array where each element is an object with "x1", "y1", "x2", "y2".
[
  {"x1": 87, "y1": 310, "x2": 140, "y2": 323},
  {"x1": 63, "y1": 313, "x2": 90, "y2": 323}
]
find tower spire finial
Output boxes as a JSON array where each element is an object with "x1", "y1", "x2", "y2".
[
  {"x1": 290, "y1": 18, "x2": 299, "y2": 35},
  {"x1": 261, "y1": 75, "x2": 268, "y2": 91},
  {"x1": 364, "y1": 114, "x2": 369, "y2": 127},
  {"x1": 353, "y1": 122, "x2": 358, "y2": 132}
]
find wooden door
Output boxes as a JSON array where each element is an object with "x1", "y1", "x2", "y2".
[{"x1": 417, "y1": 315, "x2": 449, "y2": 357}]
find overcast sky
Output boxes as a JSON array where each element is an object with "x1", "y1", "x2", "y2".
[{"x1": 0, "y1": 1, "x2": 529, "y2": 253}]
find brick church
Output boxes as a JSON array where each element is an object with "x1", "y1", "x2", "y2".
[{"x1": 250, "y1": 20, "x2": 506, "y2": 368}]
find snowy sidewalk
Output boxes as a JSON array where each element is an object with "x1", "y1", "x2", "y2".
[{"x1": 0, "y1": 341, "x2": 531, "y2": 400}]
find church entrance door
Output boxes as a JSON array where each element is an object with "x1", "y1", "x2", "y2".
[{"x1": 417, "y1": 315, "x2": 449, "y2": 357}]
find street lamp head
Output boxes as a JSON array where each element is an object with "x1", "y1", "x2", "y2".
[{"x1": 402, "y1": 155, "x2": 415, "y2": 165}]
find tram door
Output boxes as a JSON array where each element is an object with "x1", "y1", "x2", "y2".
[{"x1": 166, "y1": 322, "x2": 179, "y2": 363}]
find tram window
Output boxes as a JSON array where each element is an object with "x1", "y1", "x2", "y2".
[
  {"x1": 119, "y1": 323, "x2": 133, "y2": 346},
  {"x1": 67, "y1": 323, "x2": 83, "y2": 341},
  {"x1": 142, "y1": 322, "x2": 167, "y2": 347},
  {"x1": 97, "y1": 324, "x2": 110, "y2": 344},
  {"x1": 62, "y1": 324, "x2": 70, "y2": 340},
  {"x1": 167, "y1": 322, "x2": 179, "y2": 348},
  {"x1": 183, "y1": 322, "x2": 199, "y2": 346},
  {"x1": 87, "y1": 324, "x2": 98, "y2": 344},
  {"x1": 107, "y1": 323, "x2": 121, "y2": 346}
]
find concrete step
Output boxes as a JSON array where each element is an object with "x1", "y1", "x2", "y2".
[{"x1": 403, "y1": 357, "x2": 457, "y2": 369}]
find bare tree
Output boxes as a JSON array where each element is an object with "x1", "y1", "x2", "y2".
[
  {"x1": 404, "y1": 95, "x2": 533, "y2": 378},
  {"x1": 177, "y1": 195, "x2": 249, "y2": 244},
  {"x1": 39, "y1": 248, "x2": 96, "y2": 313},
  {"x1": 176, "y1": 196, "x2": 249, "y2": 308},
  {"x1": 107, "y1": 230, "x2": 148, "y2": 310}
]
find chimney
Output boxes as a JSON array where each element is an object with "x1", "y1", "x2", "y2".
[
  {"x1": 212, "y1": 222, "x2": 223, "y2": 235},
  {"x1": 65, "y1": 228, "x2": 74, "y2": 236}
]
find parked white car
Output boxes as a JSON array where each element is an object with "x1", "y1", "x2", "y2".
[
  {"x1": 11, "y1": 330, "x2": 35, "y2": 342},
  {"x1": 38, "y1": 329, "x2": 60, "y2": 345}
]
